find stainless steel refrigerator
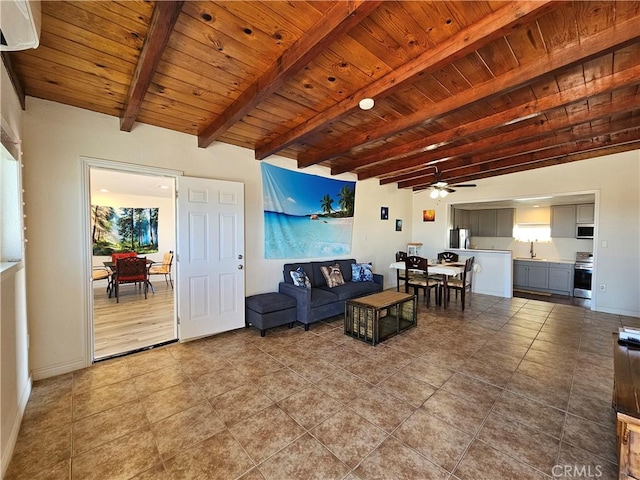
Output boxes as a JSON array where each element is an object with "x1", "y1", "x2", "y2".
[{"x1": 449, "y1": 228, "x2": 471, "y2": 249}]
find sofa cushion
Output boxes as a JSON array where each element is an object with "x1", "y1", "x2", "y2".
[
  {"x1": 320, "y1": 263, "x2": 345, "y2": 288},
  {"x1": 311, "y1": 259, "x2": 356, "y2": 287},
  {"x1": 351, "y1": 263, "x2": 373, "y2": 282},
  {"x1": 290, "y1": 266, "x2": 311, "y2": 289},
  {"x1": 283, "y1": 263, "x2": 315, "y2": 286},
  {"x1": 318, "y1": 280, "x2": 382, "y2": 301},
  {"x1": 310, "y1": 288, "x2": 339, "y2": 308}
]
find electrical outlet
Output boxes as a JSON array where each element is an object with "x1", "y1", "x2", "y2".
[{"x1": 599, "y1": 284, "x2": 606, "y2": 292}]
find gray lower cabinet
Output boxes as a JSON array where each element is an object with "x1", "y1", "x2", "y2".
[{"x1": 514, "y1": 260, "x2": 573, "y2": 295}]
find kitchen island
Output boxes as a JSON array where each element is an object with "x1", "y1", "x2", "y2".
[{"x1": 446, "y1": 249, "x2": 513, "y2": 298}]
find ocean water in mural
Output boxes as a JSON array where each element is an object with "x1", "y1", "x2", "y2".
[{"x1": 261, "y1": 163, "x2": 356, "y2": 259}]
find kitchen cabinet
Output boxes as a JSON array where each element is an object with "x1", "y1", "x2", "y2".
[
  {"x1": 477, "y1": 209, "x2": 497, "y2": 237},
  {"x1": 513, "y1": 260, "x2": 549, "y2": 289},
  {"x1": 548, "y1": 262, "x2": 573, "y2": 295},
  {"x1": 576, "y1": 204, "x2": 595, "y2": 224},
  {"x1": 496, "y1": 208, "x2": 515, "y2": 237},
  {"x1": 469, "y1": 210, "x2": 479, "y2": 236},
  {"x1": 550, "y1": 205, "x2": 576, "y2": 238},
  {"x1": 453, "y1": 208, "x2": 470, "y2": 230}
]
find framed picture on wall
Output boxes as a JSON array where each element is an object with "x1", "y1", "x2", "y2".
[
  {"x1": 381, "y1": 206, "x2": 389, "y2": 220},
  {"x1": 423, "y1": 209, "x2": 436, "y2": 222},
  {"x1": 396, "y1": 219, "x2": 403, "y2": 231}
]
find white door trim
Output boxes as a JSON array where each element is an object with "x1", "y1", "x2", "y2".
[{"x1": 80, "y1": 156, "x2": 183, "y2": 366}]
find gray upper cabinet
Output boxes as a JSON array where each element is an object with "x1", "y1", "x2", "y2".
[
  {"x1": 477, "y1": 209, "x2": 497, "y2": 237},
  {"x1": 496, "y1": 208, "x2": 515, "y2": 237},
  {"x1": 469, "y1": 210, "x2": 479, "y2": 236},
  {"x1": 551, "y1": 204, "x2": 576, "y2": 238},
  {"x1": 453, "y1": 208, "x2": 470, "y2": 230},
  {"x1": 576, "y1": 204, "x2": 595, "y2": 224}
]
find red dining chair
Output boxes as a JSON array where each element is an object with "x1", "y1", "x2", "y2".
[{"x1": 113, "y1": 257, "x2": 149, "y2": 303}]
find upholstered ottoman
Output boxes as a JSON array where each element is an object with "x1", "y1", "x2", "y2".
[{"x1": 245, "y1": 293, "x2": 297, "y2": 337}]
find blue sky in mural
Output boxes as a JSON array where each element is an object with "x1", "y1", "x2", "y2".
[{"x1": 262, "y1": 163, "x2": 355, "y2": 216}]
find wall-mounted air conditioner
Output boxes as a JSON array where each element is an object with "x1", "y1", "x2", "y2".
[{"x1": 0, "y1": 0, "x2": 41, "y2": 51}]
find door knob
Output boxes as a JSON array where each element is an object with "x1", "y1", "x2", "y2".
[
  {"x1": 238, "y1": 265, "x2": 243, "y2": 269},
  {"x1": 238, "y1": 254, "x2": 243, "y2": 259}
]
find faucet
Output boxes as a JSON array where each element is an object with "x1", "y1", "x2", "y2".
[{"x1": 530, "y1": 241, "x2": 536, "y2": 259}]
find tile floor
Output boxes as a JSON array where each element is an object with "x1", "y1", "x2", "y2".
[{"x1": 6, "y1": 292, "x2": 637, "y2": 480}]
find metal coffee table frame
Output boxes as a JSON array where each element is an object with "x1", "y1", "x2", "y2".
[{"x1": 344, "y1": 291, "x2": 417, "y2": 346}]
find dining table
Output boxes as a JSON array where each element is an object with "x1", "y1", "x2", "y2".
[{"x1": 389, "y1": 260, "x2": 465, "y2": 308}]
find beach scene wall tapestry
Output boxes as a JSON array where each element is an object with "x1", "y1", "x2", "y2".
[
  {"x1": 261, "y1": 163, "x2": 356, "y2": 259},
  {"x1": 91, "y1": 205, "x2": 159, "y2": 256}
]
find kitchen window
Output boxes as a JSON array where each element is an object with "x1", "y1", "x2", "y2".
[{"x1": 513, "y1": 224, "x2": 551, "y2": 243}]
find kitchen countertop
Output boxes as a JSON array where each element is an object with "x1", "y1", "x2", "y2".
[{"x1": 513, "y1": 257, "x2": 575, "y2": 264}]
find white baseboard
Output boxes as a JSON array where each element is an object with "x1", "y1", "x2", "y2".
[
  {"x1": 31, "y1": 357, "x2": 87, "y2": 381},
  {"x1": 594, "y1": 305, "x2": 640, "y2": 318},
  {"x1": 1, "y1": 376, "x2": 31, "y2": 479}
]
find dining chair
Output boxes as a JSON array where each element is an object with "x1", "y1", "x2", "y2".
[
  {"x1": 443, "y1": 256, "x2": 474, "y2": 311},
  {"x1": 113, "y1": 257, "x2": 150, "y2": 303},
  {"x1": 405, "y1": 256, "x2": 440, "y2": 307},
  {"x1": 148, "y1": 251, "x2": 174, "y2": 289},
  {"x1": 91, "y1": 266, "x2": 113, "y2": 295},
  {"x1": 437, "y1": 251, "x2": 459, "y2": 262},
  {"x1": 395, "y1": 251, "x2": 408, "y2": 292}
]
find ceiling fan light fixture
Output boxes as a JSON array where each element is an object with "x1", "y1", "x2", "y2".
[
  {"x1": 430, "y1": 188, "x2": 439, "y2": 199},
  {"x1": 358, "y1": 97, "x2": 374, "y2": 110},
  {"x1": 439, "y1": 189, "x2": 448, "y2": 198}
]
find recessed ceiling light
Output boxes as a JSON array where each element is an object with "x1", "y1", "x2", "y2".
[
  {"x1": 158, "y1": 185, "x2": 170, "y2": 189},
  {"x1": 359, "y1": 98, "x2": 374, "y2": 110},
  {"x1": 99, "y1": 188, "x2": 109, "y2": 193}
]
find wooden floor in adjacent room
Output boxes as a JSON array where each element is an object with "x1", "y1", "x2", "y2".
[{"x1": 93, "y1": 279, "x2": 176, "y2": 360}]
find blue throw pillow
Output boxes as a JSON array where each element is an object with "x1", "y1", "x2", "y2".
[
  {"x1": 290, "y1": 267, "x2": 311, "y2": 289},
  {"x1": 351, "y1": 263, "x2": 373, "y2": 282}
]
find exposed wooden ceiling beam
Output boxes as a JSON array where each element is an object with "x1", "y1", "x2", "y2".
[
  {"x1": 300, "y1": 15, "x2": 640, "y2": 167},
  {"x1": 376, "y1": 94, "x2": 640, "y2": 185},
  {"x1": 254, "y1": 0, "x2": 558, "y2": 161},
  {"x1": 120, "y1": 1, "x2": 184, "y2": 132},
  {"x1": 198, "y1": 0, "x2": 382, "y2": 149},
  {"x1": 337, "y1": 64, "x2": 640, "y2": 177},
  {"x1": 399, "y1": 121, "x2": 640, "y2": 189},
  {"x1": 1, "y1": 52, "x2": 26, "y2": 110}
]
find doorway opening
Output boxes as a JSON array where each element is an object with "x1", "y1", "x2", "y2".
[{"x1": 89, "y1": 167, "x2": 177, "y2": 360}]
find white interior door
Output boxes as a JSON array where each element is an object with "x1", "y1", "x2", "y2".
[{"x1": 176, "y1": 176, "x2": 245, "y2": 340}]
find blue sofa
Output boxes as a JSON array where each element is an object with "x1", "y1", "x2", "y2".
[{"x1": 278, "y1": 258, "x2": 383, "y2": 330}]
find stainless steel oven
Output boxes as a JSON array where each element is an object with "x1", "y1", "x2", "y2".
[{"x1": 574, "y1": 252, "x2": 593, "y2": 299}]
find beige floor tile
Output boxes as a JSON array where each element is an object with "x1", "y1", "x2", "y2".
[
  {"x1": 210, "y1": 383, "x2": 273, "y2": 426},
  {"x1": 174, "y1": 352, "x2": 231, "y2": 377},
  {"x1": 164, "y1": 429, "x2": 254, "y2": 480},
  {"x1": 440, "y1": 373, "x2": 502, "y2": 410},
  {"x1": 4, "y1": 425, "x2": 71, "y2": 480},
  {"x1": 453, "y1": 440, "x2": 547, "y2": 480},
  {"x1": 253, "y1": 367, "x2": 310, "y2": 402},
  {"x1": 354, "y1": 436, "x2": 449, "y2": 480},
  {"x1": 71, "y1": 428, "x2": 160, "y2": 480},
  {"x1": 393, "y1": 409, "x2": 473, "y2": 471},
  {"x1": 402, "y1": 357, "x2": 455, "y2": 387},
  {"x1": 493, "y1": 390, "x2": 566, "y2": 438},
  {"x1": 348, "y1": 386, "x2": 415, "y2": 433},
  {"x1": 288, "y1": 356, "x2": 339, "y2": 383},
  {"x1": 567, "y1": 390, "x2": 617, "y2": 427},
  {"x1": 257, "y1": 433, "x2": 349, "y2": 480},
  {"x1": 477, "y1": 412, "x2": 560, "y2": 474},
  {"x1": 19, "y1": 394, "x2": 72, "y2": 437},
  {"x1": 192, "y1": 366, "x2": 249, "y2": 399},
  {"x1": 343, "y1": 356, "x2": 398, "y2": 385},
  {"x1": 72, "y1": 360, "x2": 131, "y2": 393},
  {"x1": 506, "y1": 371, "x2": 571, "y2": 410},
  {"x1": 131, "y1": 464, "x2": 172, "y2": 480},
  {"x1": 422, "y1": 390, "x2": 491, "y2": 435},
  {"x1": 557, "y1": 442, "x2": 618, "y2": 480},
  {"x1": 311, "y1": 408, "x2": 387, "y2": 467},
  {"x1": 28, "y1": 374, "x2": 73, "y2": 408},
  {"x1": 140, "y1": 380, "x2": 203, "y2": 423},
  {"x1": 72, "y1": 400, "x2": 149, "y2": 455},
  {"x1": 314, "y1": 368, "x2": 372, "y2": 404},
  {"x1": 132, "y1": 364, "x2": 187, "y2": 397},
  {"x1": 229, "y1": 404, "x2": 305, "y2": 464},
  {"x1": 150, "y1": 402, "x2": 225, "y2": 459},
  {"x1": 562, "y1": 413, "x2": 618, "y2": 465},
  {"x1": 238, "y1": 468, "x2": 267, "y2": 480},
  {"x1": 377, "y1": 371, "x2": 437, "y2": 407},
  {"x1": 72, "y1": 378, "x2": 139, "y2": 420},
  {"x1": 277, "y1": 385, "x2": 343, "y2": 430},
  {"x1": 126, "y1": 348, "x2": 178, "y2": 377}
]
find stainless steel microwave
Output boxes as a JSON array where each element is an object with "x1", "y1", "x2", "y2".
[{"x1": 576, "y1": 224, "x2": 594, "y2": 239}]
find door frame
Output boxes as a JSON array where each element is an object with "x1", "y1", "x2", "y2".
[{"x1": 80, "y1": 156, "x2": 182, "y2": 365}]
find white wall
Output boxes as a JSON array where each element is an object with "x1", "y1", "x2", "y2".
[
  {"x1": 1, "y1": 62, "x2": 31, "y2": 477},
  {"x1": 22, "y1": 98, "x2": 413, "y2": 380},
  {"x1": 411, "y1": 151, "x2": 640, "y2": 317}
]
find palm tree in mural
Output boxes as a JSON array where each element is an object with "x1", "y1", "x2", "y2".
[
  {"x1": 320, "y1": 194, "x2": 334, "y2": 215},
  {"x1": 338, "y1": 185, "x2": 355, "y2": 217}
]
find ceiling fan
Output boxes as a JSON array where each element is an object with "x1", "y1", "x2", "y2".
[{"x1": 427, "y1": 167, "x2": 476, "y2": 198}]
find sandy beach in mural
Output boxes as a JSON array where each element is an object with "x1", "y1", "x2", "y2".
[{"x1": 264, "y1": 212, "x2": 353, "y2": 259}]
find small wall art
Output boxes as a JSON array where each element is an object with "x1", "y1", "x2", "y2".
[
  {"x1": 395, "y1": 219, "x2": 403, "y2": 231},
  {"x1": 380, "y1": 206, "x2": 389, "y2": 220},
  {"x1": 423, "y1": 209, "x2": 436, "y2": 222}
]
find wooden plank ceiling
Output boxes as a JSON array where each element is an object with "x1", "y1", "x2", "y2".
[{"x1": 6, "y1": 0, "x2": 640, "y2": 190}]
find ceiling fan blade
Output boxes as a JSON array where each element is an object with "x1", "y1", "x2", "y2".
[
  {"x1": 450, "y1": 183, "x2": 476, "y2": 188},
  {"x1": 445, "y1": 187, "x2": 456, "y2": 193}
]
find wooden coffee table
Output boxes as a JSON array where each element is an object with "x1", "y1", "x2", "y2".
[{"x1": 344, "y1": 291, "x2": 416, "y2": 346}]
